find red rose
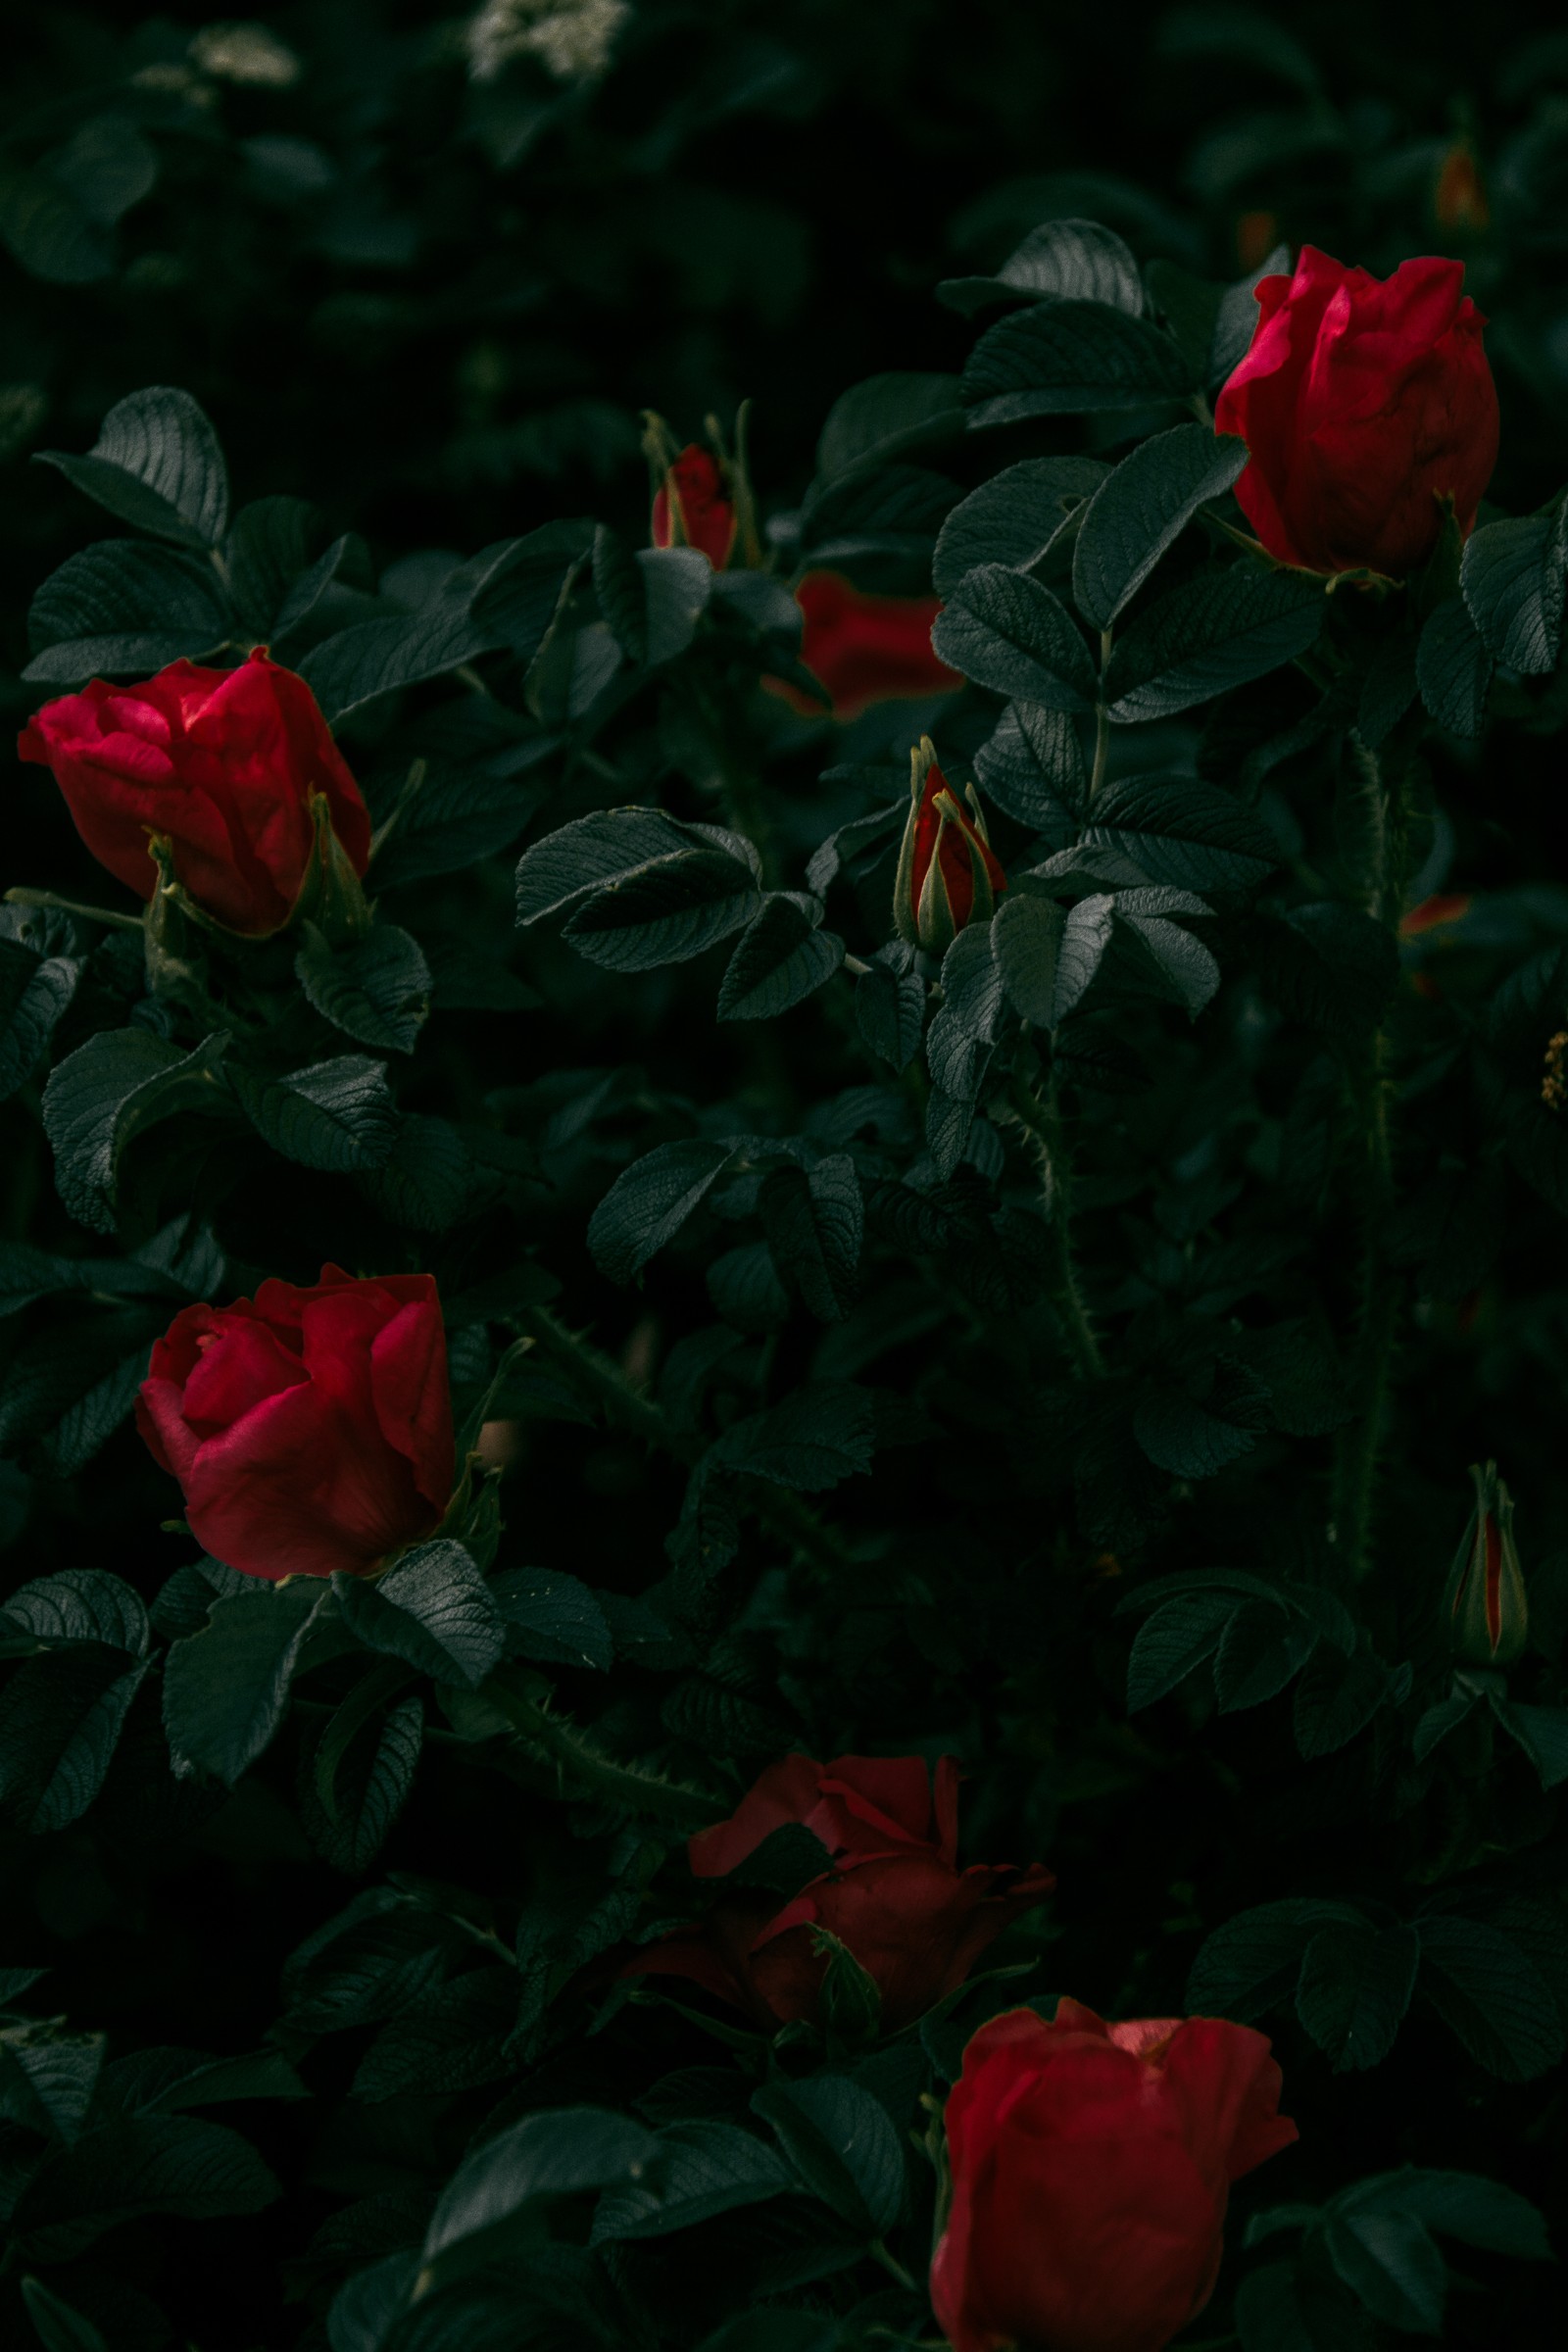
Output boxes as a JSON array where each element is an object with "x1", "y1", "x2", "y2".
[
  {"x1": 17, "y1": 649, "x2": 371, "y2": 937},
  {"x1": 652, "y1": 445, "x2": 738, "y2": 570},
  {"x1": 630, "y1": 1753, "x2": 1054, "y2": 2030},
  {"x1": 894, "y1": 735, "x2": 1005, "y2": 955},
  {"x1": 931, "y1": 2002, "x2": 1298, "y2": 2352},
  {"x1": 779, "y1": 571, "x2": 962, "y2": 721},
  {"x1": 1214, "y1": 246, "x2": 1498, "y2": 578},
  {"x1": 136, "y1": 1265, "x2": 455, "y2": 1583}
]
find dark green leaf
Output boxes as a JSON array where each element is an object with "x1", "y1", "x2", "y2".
[
  {"x1": 24, "y1": 541, "x2": 231, "y2": 683},
  {"x1": 752, "y1": 2075, "x2": 905, "y2": 2236},
  {"x1": 490, "y1": 1568, "x2": 613, "y2": 1672},
  {"x1": 759, "y1": 1156, "x2": 863, "y2": 1321},
  {"x1": 1324, "y1": 2209, "x2": 1446, "y2": 2334},
  {"x1": 1104, "y1": 565, "x2": 1323, "y2": 719},
  {"x1": 855, "y1": 956, "x2": 926, "y2": 1070},
  {"x1": 562, "y1": 848, "x2": 762, "y2": 972},
  {"x1": 1126, "y1": 1592, "x2": 1237, "y2": 1710},
  {"x1": 974, "y1": 700, "x2": 1085, "y2": 832},
  {"x1": 15, "y1": 2117, "x2": 279, "y2": 2260},
  {"x1": 718, "y1": 895, "x2": 844, "y2": 1020},
  {"x1": 1417, "y1": 1914, "x2": 1565, "y2": 2081},
  {"x1": 1297, "y1": 1919, "x2": 1420, "y2": 2072},
  {"x1": 963, "y1": 299, "x2": 1196, "y2": 426},
  {"x1": 713, "y1": 1382, "x2": 875, "y2": 1491},
  {"x1": 1416, "y1": 595, "x2": 1493, "y2": 735},
  {"x1": 933, "y1": 565, "x2": 1097, "y2": 708},
  {"x1": 1084, "y1": 772, "x2": 1276, "y2": 890},
  {"x1": 295, "y1": 925, "x2": 432, "y2": 1055},
  {"x1": 939, "y1": 217, "x2": 1146, "y2": 318},
  {"x1": 1261, "y1": 905, "x2": 1399, "y2": 1035},
  {"x1": 1188, "y1": 1897, "x2": 1368, "y2": 2020},
  {"x1": 162, "y1": 1581, "x2": 324, "y2": 1786},
  {"x1": 229, "y1": 1054, "x2": 400, "y2": 1173},
  {"x1": 1461, "y1": 514, "x2": 1563, "y2": 675},
  {"x1": 1073, "y1": 425, "x2": 1250, "y2": 628},
  {"x1": 590, "y1": 2121, "x2": 792, "y2": 2241},
  {"x1": 426, "y1": 2107, "x2": 659, "y2": 2271},
  {"x1": 816, "y1": 372, "x2": 965, "y2": 480},
  {"x1": 36, "y1": 386, "x2": 229, "y2": 547},
  {"x1": 20, "y1": 2277, "x2": 110, "y2": 2352},
  {"x1": 334, "y1": 1542, "x2": 504, "y2": 1691},
  {"x1": 932, "y1": 457, "x2": 1109, "y2": 600},
  {"x1": 588, "y1": 1139, "x2": 737, "y2": 1283}
]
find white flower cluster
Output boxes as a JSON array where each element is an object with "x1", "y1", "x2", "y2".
[{"x1": 466, "y1": 0, "x2": 632, "y2": 85}]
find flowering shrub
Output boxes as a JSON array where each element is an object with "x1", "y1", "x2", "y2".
[{"x1": 2, "y1": 8, "x2": 1567, "y2": 2350}]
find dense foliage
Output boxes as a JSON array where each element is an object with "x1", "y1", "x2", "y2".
[{"x1": 4, "y1": 5, "x2": 1568, "y2": 2347}]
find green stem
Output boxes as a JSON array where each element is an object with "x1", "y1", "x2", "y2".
[
  {"x1": 4, "y1": 885, "x2": 144, "y2": 933},
  {"x1": 519, "y1": 1303, "x2": 857, "y2": 1574},
  {"x1": 1004, "y1": 1067, "x2": 1105, "y2": 1380},
  {"x1": 482, "y1": 1670, "x2": 725, "y2": 1828},
  {"x1": 868, "y1": 2239, "x2": 919, "y2": 2292},
  {"x1": 1090, "y1": 629, "x2": 1113, "y2": 802},
  {"x1": 1331, "y1": 737, "x2": 1411, "y2": 1580}
]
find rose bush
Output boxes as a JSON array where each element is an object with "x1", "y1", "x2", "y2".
[{"x1": 931, "y1": 2004, "x2": 1298, "y2": 2352}]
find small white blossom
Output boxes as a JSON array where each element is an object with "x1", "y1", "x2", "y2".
[
  {"x1": 188, "y1": 22, "x2": 303, "y2": 87},
  {"x1": 466, "y1": 0, "x2": 631, "y2": 85}
]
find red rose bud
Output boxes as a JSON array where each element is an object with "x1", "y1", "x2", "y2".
[
  {"x1": 137, "y1": 1266, "x2": 455, "y2": 1583},
  {"x1": 931, "y1": 2002, "x2": 1297, "y2": 2352},
  {"x1": 18, "y1": 651, "x2": 370, "y2": 939},
  {"x1": 627, "y1": 1752, "x2": 1053, "y2": 2032},
  {"x1": 893, "y1": 736, "x2": 1005, "y2": 955},
  {"x1": 785, "y1": 570, "x2": 962, "y2": 721},
  {"x1": 1447, "y1": 1459, "x2": 1529, "y2": 1667},
  {"x1": 1214, "y1": 246, "x2": 1498, "y2": 578},
  {"x1": 652, "y1": 444, "x2": 738, "y2": 569},
  {"x1": 1399, "y1": 892, "x2": 1472, "y2": 938}
]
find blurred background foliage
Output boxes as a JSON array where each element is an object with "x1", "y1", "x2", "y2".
[{"x1": 7, "y1": 4, "x2": 1568, "y2": 2343}]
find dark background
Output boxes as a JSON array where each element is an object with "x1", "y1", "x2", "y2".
[{"x1": 7, "y1": 5, "x2": 1568, "y2": 2345}]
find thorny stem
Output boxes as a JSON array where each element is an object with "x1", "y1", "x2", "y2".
[
  {"x1": 1003, "y1": 1065, "x2": 1105, "y2": 1381},
  {"x1": 518, "y1": 1302, "x2": 858, "y2": 1575},
  {"x1": 1331, "y1": 735, "x2": 1411, "y2": 1581},
  {"x1": 482, "y1": 1670, "x2": 724, "y2": 1828}
]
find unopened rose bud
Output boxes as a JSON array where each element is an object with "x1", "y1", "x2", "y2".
[
  {"x1": 644, "y1": 411, "x2": 753, "y2": 570},
  {"x1": 1448, "y1": 1459, "x2": 1529, "y2": 1667},
  {"x1": 892, "y1": 737, "x2": 1006, "y2": 956}
]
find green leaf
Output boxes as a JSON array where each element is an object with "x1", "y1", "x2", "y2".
[
  {"x1": 516, "y1": 808, "x2": 755, "y2": 925},
  {"x1": 938, "y1": 216, "x2": 1146, "y2": 319},
  {"x1": 334, "y1": 1542, "x2": 504, "y2": 1691},
  {"x1": 1297, "y1": 1919, "x2": 1420, "y2": 2072},
  {"x1": 42, "y1": 1029, "x2": 231, "y2": 1237},
  {"x1": 306, "y1": 1687, "x2": 423, "y2": 1875},
  {"x1": 855, "y1": 955, "x2": 926, "y2": 1070},
  {"x1": 1416, "y1": 595, "x2": 1493, "y2": 735},
  {"x1": 718, "y1": 895, "x2": 844, "y2": 1020},
  {"x1": 162, "y1": 1581, "x2": 324, "y2": 1786},
  {"x1": 95, "y1": 2042, "x2": 308, "y2": 2116},
  {"x1": 1417, "y1": 1914, "x2": 1565, "y2": 2081},
  {"x1": 1294, "y1": 1640, "x2": 1390, "y2": 1759},
  {"x1": 1210, "y1": 242, "x2": 1295, "y2": 381},
  {"x1": 1234, "y1": 2262, "x2": 1347, "y2": 2352},
  {"x1": 1212, "y1": 1601, "x2": 1317, "y2": 1710},
  {"x1": 1104, "y1": 565, "x2": 1323, "y2": 719},
  {"x1": 36, "y1": 386, "x2": 229, "y2": 548},
  {"x1": 356, "y1": 1115, "x2": 475, "y2": 1234},
  {"x1": 223, "y1": 495, "x2": 318, "y2": 635},
  {"x1": 815, "y1": 372, "x2": 965, "y2": 480},
  {"x1": 1117, "y1": 908, "x2": 1220, "y2": 1016},
  {"x1": 1261, "y1": 905, "x2": 1399, "y2": 1035},
  {"x1": 1126, "y1": 1591, "x2": 1237, "y2": 1709},
  {"x1": 20, "y1": 2278, "x2": 110, "y2": 2352},
  {"x1": 2, "y1": 1567, "x2": 148, "y2": 1654},
  {"x1": 1494, "y1": 1699, "x2": 1568, "y2": 1789},
  {"x1": 490, "y1": 1568, "x2": 613, "y2": 1672},
  {"x1": 932, "y1": 457, "x2": 1110, "y2": 600},
  {"x1": 562, "y1": 847, "x2": 762, "y2": 972},
  {"x1": 24, "y1": 541, "x2": 231, "y2": 683},
  {"x1": 1073, "y1": 425, "x2": 1250, "y2": 628},
  {"x1": 353, "y1": 1967, "x2": 517, "y2": 2103},
  {"x1": 1, "y1": 932, "x2": 84, "y2": 1103},
  {"x1": 933, "y1": 565, "x2": 1097, "y2": 708},
  {"x1": 1188, "y1": 1897, "x2": 1368, "y2": 2020},
  {"x1": 425, "y1": 2107, "x2": 659, "y2": 2275},
  {"x1": 295, "y1": 925, "x2": 432, "y2": 1055},
  {"x1": 639, "y1": 545, "x2": 714, "y2": 663},
  {"x1": 589, "y1": 1139, "x2": 737, "y2": 1283},
  {"x1": 926, "y1": 924, "x2": 1006, "y2": 1101},
  {"x1": 0, "y1": 1647, "x2": 145, "y2": 1831},
  {"x1": 752, "y1": 2076, "x2": 905, "y2": 2237},
  {"x1": 1341, "y1": 2168, "x2": 1553, "y2": 2260},
  {"x1": 229, "y1": 1054, "x2": 400, "y2": 1173},
  {"x1": 1413, "y1": 1683, "x2": 1482, "y2": 1763},
  {"x1": 759, "y1": 1156, "x2": 863, "y2": 1322},
  {"x1": 993, "y1": 892, "x2": 1067, "y2": 1027},
  {"x1": 974, "y1": 700, "x2": 1085, "y2": 832},
  {"x1": 1083, "y1": 772, "x2": 1276, "y2": 890},
  {"x1": 963, "y1": 299, "x2": 1196, "y2": 426},
  {"x1": 590, "y1": 2121, "x2": 793, "y2": 2241},
  {"x1": 3, "y1": 117, "x2": 156, "y2": 285},
  {"x1": 713, "y1": 1381, "x2": 875, "y2": 1491},
  {"x1": 1324, "y1": 2209, "x2": 1446, "y2": 2334},
  {"x1": 1461, "y1": 514, "x2": 1564, "y2": 675},
  {"x1": 0, "y1": 2027, "x2": 104, "y2": 2143},
  {"x1": 14, "y1": 2116, "x2": 279, "y2": 2260}
]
